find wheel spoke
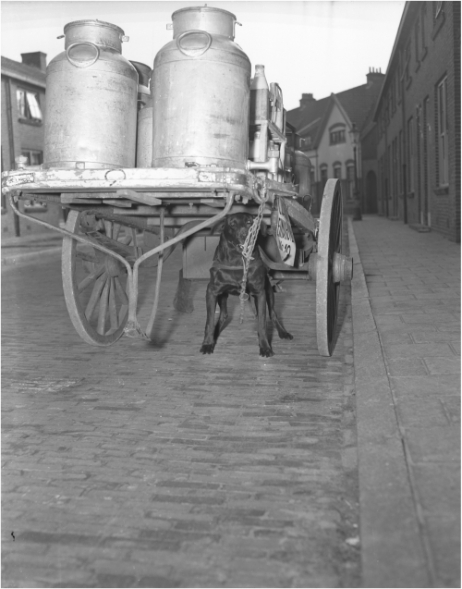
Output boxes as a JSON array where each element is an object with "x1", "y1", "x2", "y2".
[
  {"x1": 112, "y1": 223, "x2": 121, "y2": 241},
  {"x1": 85, "y1": 273, "x2": 107, "y2": 320},
  {"x1": 131, "y1": 228, "x2": 138, "y2": 249},
  {"x1": 76, "y1": 249, "x2": 97, "y2": 264},
  {"x1": 78, "y1": 263, "x2": 105, "y2": 292},
  {"x1": 108, "y1": 278, "x2": 119, "y2": 331},
  {"x1": 114, "y1": 276, "x2": 129, "y2": 305},
  {"x1": 97, "y1": 278, "x2": 110, "y2": 335},
  {"x1": 104, "y1": 221, "x2": 113, "y2": 239}
]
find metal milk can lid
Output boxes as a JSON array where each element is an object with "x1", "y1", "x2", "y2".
[
  {"x1": 170, "y1": 6, "x2": 238, "y2": 40},
  {"x1": 62, "y1": 19, "x2": 129, "y2": 52}
]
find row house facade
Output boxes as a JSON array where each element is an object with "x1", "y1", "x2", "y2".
[
  {"x1": 287, "y1": 71, "x2": 385, "y2": 215},
  {"x1": 374, "y1": 1, "x2": 460, "y2": 241},
  {"x1": 1, "y1": 52, "x2": 60, "y2": 236}
]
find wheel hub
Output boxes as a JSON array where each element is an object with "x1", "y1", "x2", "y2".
[{"x1": 105, "y1": 255, "x2": 122, "y2": 277}]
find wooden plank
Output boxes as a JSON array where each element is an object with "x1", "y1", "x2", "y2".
[{"x1": 284, "y1": 198, "x2": 316, "y2": 235}]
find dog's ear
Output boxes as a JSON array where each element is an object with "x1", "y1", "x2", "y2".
[{"x1": 210, "y1": 219, "x2": 226, "y2": 235}]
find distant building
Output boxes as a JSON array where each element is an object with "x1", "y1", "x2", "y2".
[
  {"x1": 287, "y1": 70, "x2": 385, "y2": 214},
  {"x1": 373, "y1": 1, "x2": 460, "y2": 242},
  {"x1": 1, "y1": 52, "x2": 60, "y2": 236}
]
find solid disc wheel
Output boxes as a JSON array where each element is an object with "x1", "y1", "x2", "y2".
[
  {"x1": 62, "y1": 210, "x2": 139, "y2": 346},
  {"x1": 316, "y1": 178, "x2": 343, "y2": 357}
]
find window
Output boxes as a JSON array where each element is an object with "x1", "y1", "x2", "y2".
[
  {"x1": 333, "y1": 163, "x2": 342, "y2": 179},
  {"x1": 330, "y1": 129, "x2": 345, "y2": 145},
  {"x1": 16, "y1": 89, "x2": 43, "y2": 122},
  {"x1": 436, "y1": 76, "x2": 449, "y2": 185},
  {"x1": 399, "y1": 130, "x2": 403, "y2": 193},
  {"x1": 404, "y1": 41, "x2": 411, "y2": 84},
  {"x1": 434, "y1": 1, "x2": 443, "y2": 18},
  {"x1": 421, "y1": 5, "x2": 427, "y2": 50},
  {"x1": 392, "y1": 138, "x2": 398, "y2": 197},
  {"x1": 414, "y1": 15, "x2": 420, "y2": 62},
  {"x1": 20, "y1": 149, "x2": 43, "y2": 166},
  {"x1": 391, "y1": 77, "x2": 396, "y2": 113},
  {"x1": 407, "y1": 117, "x2": 414, "y2": 193}
]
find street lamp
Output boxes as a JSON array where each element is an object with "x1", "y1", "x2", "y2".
[{"x1": 348, "y1": 122, "x2": 362, "y2": 220}]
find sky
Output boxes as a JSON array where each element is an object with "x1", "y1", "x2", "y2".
[{"x1": 1, "y1": 0, "x2": 405, "y2": 110}]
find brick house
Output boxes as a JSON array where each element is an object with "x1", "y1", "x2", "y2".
[
  {"x1": 1, "y1": 52, "x2": 60, "y2": 236},
  {"x1": 373, "y1": 1, "x2": 460, "y2": 242},
  {"x1": 287, "y1": 70, "x2": 385, "y2": 214}
]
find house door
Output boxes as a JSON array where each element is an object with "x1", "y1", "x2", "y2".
[{"x1": 366, "y1": 171, "x2": 378, "y2": 213}]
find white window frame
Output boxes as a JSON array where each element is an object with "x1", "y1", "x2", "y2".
[
  {"x1": 16, "y1": 88, "x2": 43, "y2": 121},
  {"x1": 437, "y1": 76, "x2": 449, "y2": 186},
  {"x1": 407, "y1": 117, "x2": 414, "y2": 193}
]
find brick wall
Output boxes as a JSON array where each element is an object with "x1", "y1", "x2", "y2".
[{"x1": 375, "y1": 1, "x2": 460, "y2": 242}]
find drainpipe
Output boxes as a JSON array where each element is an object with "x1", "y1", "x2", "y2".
[
  {"x1": 384, "y1": 120, "x2": 389, "y2": 218},
  {"x1": 4, "y1": 76, "x2": 20, "y2": 236},
  {"x1": 401, "y1": 70, "x2": 408, "y2": 224}
]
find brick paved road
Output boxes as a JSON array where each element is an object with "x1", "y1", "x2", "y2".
[{"x1": 2, "y1": 228, "x2": 358, "y2": 588}]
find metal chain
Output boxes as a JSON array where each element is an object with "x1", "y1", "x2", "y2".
[{"x1": 238, "y1": 199, "x2": 267, "y2": 324}]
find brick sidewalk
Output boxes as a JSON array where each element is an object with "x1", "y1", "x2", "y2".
[{"x1": 349, "y1": 216, "x2": 460, "y2": 588}]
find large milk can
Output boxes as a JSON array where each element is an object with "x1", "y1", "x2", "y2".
[
  {"x1": 130, "y1": 61, "x2": 153, "y2": 168},
  {"x1": 151, "y1": 6, "x2": 251, "y2": 169},
  {"x1": 44, "y1": 20, "x2": 138, "y2": 169},
  {"x1": 136, "y1": 96, "x2": 153, "y2": 168}
]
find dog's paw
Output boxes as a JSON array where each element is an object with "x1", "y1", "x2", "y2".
[
  {"x1": 259, "y1": 346, "x2": 274, "y2": 358},
  {"x1": 279, "y1": 331, "x2": 293, "y2": 340},
  {"x1": 200, "y1": 343, "x2": 215, "y2": 354}
]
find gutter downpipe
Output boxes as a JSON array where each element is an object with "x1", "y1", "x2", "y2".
[
  {"x1": 384, "y1": 117, "x2": 389, "y2": 218},
  {"x1": 401, "y1": 68, "x2": 408, "y2": 224},
  {"x1": 4, "y1": 75, "x2": 20, "y2": 236}
]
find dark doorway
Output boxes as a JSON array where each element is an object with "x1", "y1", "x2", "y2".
[{"x1": 365, "y1": 171, "x2": 378, "y2": 213}]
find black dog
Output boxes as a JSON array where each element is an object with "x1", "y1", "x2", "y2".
[{"x1": 200, "y1": 213, "x2": 293, "y2": 357}]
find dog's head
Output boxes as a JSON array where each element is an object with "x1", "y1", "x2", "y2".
[{"x1": 213, "y1": 213, "x2": 269, "y2": 246}]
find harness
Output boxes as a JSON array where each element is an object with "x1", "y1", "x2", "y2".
[{"x1": 213, "y1": 184, "x2": 268, "y2": 323}]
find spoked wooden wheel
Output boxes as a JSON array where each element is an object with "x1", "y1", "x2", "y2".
[
  {"x1": 316, "y1": 179, "x2": 343, "y2": 357},
  {"x1": 62, "y1": 210, "x2": 139, "y2": 346}
]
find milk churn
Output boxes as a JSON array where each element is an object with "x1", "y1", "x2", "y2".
[
  {"x1": 43, "y1": 20, "x2": 138, "y2": 169},
  {"x1": 131, "y1": 62, "x2": 153, "y2": 167},
  {"x1": 130, "y1": 61, "x2": 152, "y2": 109},
  {"x1": 136, "y1": 96, "x2": 153, "y2": 168},
  {"x1": 151, "y1": 6, "x2": 251, "y2": 169}
]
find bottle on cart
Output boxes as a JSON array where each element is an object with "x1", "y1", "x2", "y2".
[
  {"x1": 250, "y1": 64, "x2": 269, "y2": 122},
  {"x1": 250, "y1": 64, "x2": 269, "y2": 163}
]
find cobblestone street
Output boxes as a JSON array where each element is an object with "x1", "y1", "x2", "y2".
[{"x1": 2, "y1": 231, "x2": 359, "y2": 587}]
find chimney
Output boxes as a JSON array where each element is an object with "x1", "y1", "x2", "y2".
[
  {"x1": 21, "y1": 52, "x2": 47, "y2": 72},
  {"x1": 299, "y1": 93, "x2": 316, "y2": 107},
  {"x1": 366, "y1": 67, "x2": 384, "y2": 87}
]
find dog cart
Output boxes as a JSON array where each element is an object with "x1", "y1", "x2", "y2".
[{"x1": 1, "y1": 7, "x2": 352, "y2": 357}]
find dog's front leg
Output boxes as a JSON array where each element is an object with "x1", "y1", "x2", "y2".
[
  {"x1": 265, "y1": 278, "x2": 293, "y2": 340},
  {"x1": 200, "y1": 283, "x2": 218, "y2": 354},
  {"x1": 217, "y1": 292, "x2": 229, "y2": 334},
  {"x1": 256, "y1": 292, "x2": 273, "y2": 357}
]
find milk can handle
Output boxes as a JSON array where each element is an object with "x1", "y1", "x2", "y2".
[
  {"x1": 66, "y1": 42, "x2": 100, "y2": 68},
  {"x1": 176, "y1": 30, "x2": 212, "y2": 57}
]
